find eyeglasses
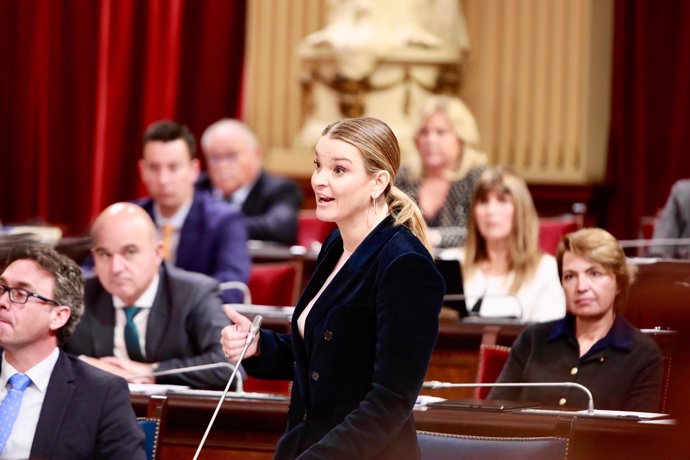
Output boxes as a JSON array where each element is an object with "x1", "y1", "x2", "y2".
[{"x1": 0, "y1": 283, "x2": 59, "y2": 307}]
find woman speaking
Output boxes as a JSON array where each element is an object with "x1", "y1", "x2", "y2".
[{"x1": 221, "y1": 118, "x2": 445, "y2": 459}]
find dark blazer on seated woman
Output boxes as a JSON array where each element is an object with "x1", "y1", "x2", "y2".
[
  {"x1": 488, "y1": 314, "x2": 664, "y2": 412},
  {"x1": 242, "y1": 216, "x2": 445, "y2": 459}
]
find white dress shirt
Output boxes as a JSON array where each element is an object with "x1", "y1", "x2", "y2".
[
  {"x1": 0, "y1": 348, "x2": 59, "y2": 459},
  {"x1": 153, "y1": 200, "x2": 193, "y2": 265},
  {"x1": 112, "y1": 274, "x2": 160, "y2": 360}
]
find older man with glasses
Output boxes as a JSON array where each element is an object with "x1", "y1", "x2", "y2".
[{"x1": 0, "y1": 244, "x2": 145, "y2": 459}]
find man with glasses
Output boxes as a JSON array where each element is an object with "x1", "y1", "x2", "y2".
[
  {"x1": 0, "y1": 244, "x2": 145, "y2": 459},
  {"x1": 137, "y1": 119, "x2": 251, "y2": 302},
  {"x1": 197, "y1": 119, "x2": 303, "y2": 245},
  {"x1": 64, "y1": 202, "x2": 238, "y2": 390}
]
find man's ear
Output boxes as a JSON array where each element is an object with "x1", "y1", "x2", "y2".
[
  {"x1": 190, "y1": 158, "x2": 201, "y2": 181},
  {"x1": 49, "y1": 306, "x2": 71, "y2": 332}
]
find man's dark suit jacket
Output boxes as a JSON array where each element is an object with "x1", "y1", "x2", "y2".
[
  {"x1": 1, "y1": 350, "x2": 146, "y2": 459},
  {"x1": 65, "y1": 263, "x2": 235, "y2": 389},
  {"x1": 243, "y1": 216, "x2": 445, "y2": 459},
  {"x1": 196, "y1": 170, "x2": 304, "y2": 245},
  {"x1": 136, "y1": 190, "x2": 251, "y2": 303},
  {"x1": 651, "y1": 178, "x2": 690, "y2": 258}
]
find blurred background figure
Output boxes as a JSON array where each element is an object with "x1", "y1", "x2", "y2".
[
  {"x1": 488, "y1": 228, "x2": 663, "y2": 412},
  {"x1": 444, "y1": 167, "x2": 565, "y2": 322},
  {"x1": 136, "y1": 120, "x2": 250, "y2": 303},
  {"x1": 397, "y1": 95, "x2": 488, "y2": 248},
  {"x1": 65, "y1": 203, "x2": 237, "y2": 390},
  {"x1": 197, "y1": 119, "x2": 303, "y2": 246},
  {"x1": 650, "y1": 178, "x2": 690, "y2": 259}
]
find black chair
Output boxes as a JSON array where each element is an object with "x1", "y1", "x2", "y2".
[
  {"x1": 418, "y1": 430, "x2": 570, "y2": 460},
  {"x1": 137, "y1": 395, "x2": 168, "y2": 460}
]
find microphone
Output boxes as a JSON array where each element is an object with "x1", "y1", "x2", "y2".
[
  {"x1": 193, "y1": 315, "x2": 263, "y2": 460},
  {"x1": 422, "y1": 380, "x2": 595, "y2": 414},
  {"x1": 126, "y1": 362, "x2": 245, "y2": 393},
  {"x1": 618, "y1": 237, "x2": 690, "y2": 249}
]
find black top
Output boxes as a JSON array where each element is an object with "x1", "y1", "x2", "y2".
[{"x1": 488, "y1": 314, "x2": 664, "y2": 412}]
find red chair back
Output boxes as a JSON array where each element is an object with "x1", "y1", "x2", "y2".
[
  {"x1": 538, "y1": 216, "x2": 580, "y2": 255},
  {"x1": 474, "y1": 344, "x2": 511, "y2": 399},
  {"x1": 297, "y1": 210, "x2": 336, "y2": 249},
  {"x1": 248, "y1": 262, "x2": 301, "y2": 306}
]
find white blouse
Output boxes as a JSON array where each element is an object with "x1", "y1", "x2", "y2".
[{"x1": 441, "y1": 249, "x2": 566, "y2": 322}]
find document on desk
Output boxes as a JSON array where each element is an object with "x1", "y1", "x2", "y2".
[
  {"x1": 129, "y1": 383, "x2": 190, "y2": 395},
  {"x1": 168, "y1": 388, "x2": 290, "y2": 402},
  {"x1": 520, "y1": 408, "x2": 669, "y2": 420}
]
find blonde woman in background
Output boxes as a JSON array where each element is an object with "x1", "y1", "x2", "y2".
[
  {"x1": 443, "y1": 166, "x2": 566, "y2": 322},
  {"x1": 397, "y1": 95, "x2": 488, "y2": 248}
]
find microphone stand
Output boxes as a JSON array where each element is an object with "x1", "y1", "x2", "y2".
[
  {"x1": 193, "y1": 315, "x2": 263, "y2": 460},
  {"x1": 423, "y1": 380, "x2": 595, "y2": 414}
]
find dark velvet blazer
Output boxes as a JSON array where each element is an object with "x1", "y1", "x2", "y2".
[
  {"x1": 136, "y1": 190, "x2": 251, "y2": 303},
  {"x1": 64, "y1": 263, "x2": 235, "y2": 389},
  {"x1": 197, "y1": 170, "x2": 304, "y2": 245},
  {"x1": 16, "y1": 350, "x2": 146, "y2": 459},
  {"x1": 243, "y1": 216, "x2": 445, "y2": 459}
]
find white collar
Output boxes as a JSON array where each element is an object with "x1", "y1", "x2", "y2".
[
  {"x1": 1, "y1": 347, "x2": 59, "y2": 394},
  {"x1": 112, "y1": 273, "x2": 160, "y2": 309},
  {"x1": 153, "y1": 199, "x2": 193, "y2": 229}
]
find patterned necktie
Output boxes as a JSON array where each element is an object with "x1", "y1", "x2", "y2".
[
  {"x1": 124, "y1": 306, "x2": 145, "y2": 362},
  {"x1": 161, "y1": 224, "x2": 173, "y2": 261},
  {"x1": 0, "y1": 373, "x2": 32, "y2": 454}
]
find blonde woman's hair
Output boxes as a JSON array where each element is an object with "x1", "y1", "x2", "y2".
[
  {"x1": 405, "y1": 95, "x2": 488, "y2": 182},
  {"x1": 464, "y1": 166, "x2": 542, "y2": 294},
  {"x1": 321, "y1": 117, "x2": 432, "y2": 252},
  {"x1": 556, "y1": 228, "x2": 638, "y2": 312}
]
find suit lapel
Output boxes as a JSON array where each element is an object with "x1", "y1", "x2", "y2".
[
  {"x1": 145, "y1": 265, "x2": 170, "y2": 361},
  {"x1": 30, "y1": 350, "x2": 76, "y2": 458},
  {"x1": 298, "y1": 217, "x2": 396, "y2": 347},
  {"x1": 241, "y1": 171, "x2": 264, "y2": 215},
  {"x1": 91, "y1": 287, "x2": 116, "y2": 356},
  {"x1": 176, "y1": 193, "x2": 203, "y2": 269}
]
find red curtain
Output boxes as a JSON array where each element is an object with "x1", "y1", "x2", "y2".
[
  {"x1": 0, "y1": 0, "x2": 246, "y2": 235},
  {"x1": 607, "y1": 0, "x2": 690, "y2": 239}
]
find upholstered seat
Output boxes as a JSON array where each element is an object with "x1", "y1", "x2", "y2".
[
  {"x1": 137, "y1": 395, "x2": 167, "y2": 460},
  {"x1": 474, "y1": 344, "x2": 511, "y2": 399},
  {"x1": 417, "y1": 431, "x2": 570, "y2": 460}
]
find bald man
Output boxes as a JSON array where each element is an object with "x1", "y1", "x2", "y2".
[
  {"x1": 64, "y1": 203, "x2": 238, "y2": 389},
  {"x1": 196, "y1": 119, "x2": 303, "y2": 245}
]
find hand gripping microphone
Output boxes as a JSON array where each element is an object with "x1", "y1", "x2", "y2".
[{"x1": 193, "y1": 315, "x2": 263, "y2": 460}]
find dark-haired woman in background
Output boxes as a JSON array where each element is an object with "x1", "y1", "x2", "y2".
[{"x1": 442, "y1": 167, "x2": 565, "y2": 322}]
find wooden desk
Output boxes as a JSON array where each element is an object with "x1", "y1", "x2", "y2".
[{"x1": 130, "y1": 393, "x2": 684, "y2": 460}]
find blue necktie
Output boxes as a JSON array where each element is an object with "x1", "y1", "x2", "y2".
[
  {"x1": 0, "y1": 373, "x2": 32, "y2": 454},
  {"x1": 124, "y1": 306, "x2": 145, "y2": 362}
]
